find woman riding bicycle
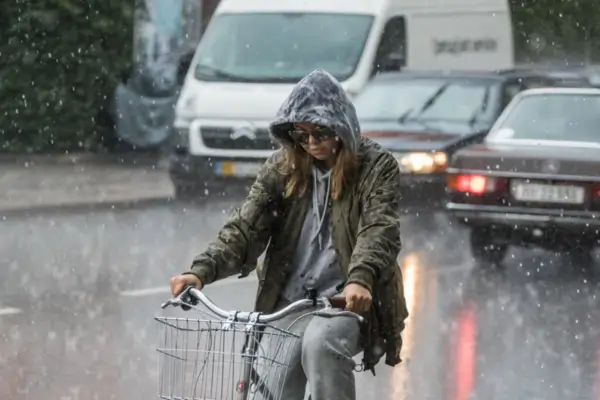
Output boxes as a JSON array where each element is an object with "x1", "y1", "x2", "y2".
[{"x1": 170, "y1": 69, "x2": 408, "y2": 400}]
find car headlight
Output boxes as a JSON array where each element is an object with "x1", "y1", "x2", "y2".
[{"x1": 395, "y1": 152, "x2": 447, "y2": 174}]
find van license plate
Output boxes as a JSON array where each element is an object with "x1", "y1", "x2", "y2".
[
  {"x1": 214, "y1": 162, "x2": 261, "y2": 177},
  {"x1": 510, "y1": 180, "x2": 585, "y2": 204}
]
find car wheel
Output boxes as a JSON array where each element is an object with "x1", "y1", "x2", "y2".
[{"x1": 469, "y1": 227, "x2": 509, "y2": 267}]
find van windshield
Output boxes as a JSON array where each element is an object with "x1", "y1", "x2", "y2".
[{"x1": 193, "y1": 12, "x2": 374, "y2": 83}]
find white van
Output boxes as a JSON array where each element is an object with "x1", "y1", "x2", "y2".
[{"x1": 170, "y1": 0, "x2": 514, "y2": 196}]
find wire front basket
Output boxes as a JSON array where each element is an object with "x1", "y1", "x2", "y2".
[{"x1": 156, "y1": 316, "x2": 300, "y2": 400}]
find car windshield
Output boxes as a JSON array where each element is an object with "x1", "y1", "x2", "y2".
[
  {"x1": 354, "y1": 78, "x2": 498, "y2": 126},
  {"x1": 193, "y1": 12, "x2": 374, "y2": 83},
  {"x1": 488, "y1": 93, "x2": 600, "y2": 143}
]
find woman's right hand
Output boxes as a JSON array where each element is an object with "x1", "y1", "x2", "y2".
[{"x1": 170, "y1": 274, "x2": 203, "y2": 296}]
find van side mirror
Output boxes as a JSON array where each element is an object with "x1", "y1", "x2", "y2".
[
  {"x1": 380, "y1": 52, "x2": 405, "y2": 73},
  {"x1": 177, "y1": 51, "x2": 195, "y2": 85}
]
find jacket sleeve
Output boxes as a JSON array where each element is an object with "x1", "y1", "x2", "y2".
[
  {"x1": 346, "y1": 152, "x2": 402, "y2": 293},
  {"x1": 185, "y1": 156, "x2": 280, "y2": 285}
]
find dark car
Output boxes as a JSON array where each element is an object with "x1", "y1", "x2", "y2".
[
  {"x1": 353, "y1": 69, "x2": 590, "y2": 211},
  {"x1": 540, "y1": 70, "x2": 592, "y2": 88},
  {"x1": 507, "y1": 64, "x2": 593, "y2": 88},
  {"x1": 577, "y1": 65, "x2": 600, "y2": 89},
  {"x1": 445, "y1": 87, "x2": 600, "y2": 266}
]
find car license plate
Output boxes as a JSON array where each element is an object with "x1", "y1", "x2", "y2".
[
  {"x1": 214, "y1": 161, "x2": 262, "y2": 177},
  {"x1": 510, "y1": 180, "x2": 585, "y2": 204}
]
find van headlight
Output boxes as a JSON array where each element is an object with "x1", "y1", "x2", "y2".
[
  {"x1": 395, "y1": 152, "x2": 447, "y2": 174},
  {"x1": 175, "y1": 95, "x2": 197, "y2": 120}
]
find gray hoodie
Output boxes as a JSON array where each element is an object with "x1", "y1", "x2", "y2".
[{"x1": 268, "y1": 69, "x2": 361, "y2": 302}]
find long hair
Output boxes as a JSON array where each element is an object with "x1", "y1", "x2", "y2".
[{"x1": 276, "y1": 141, "x2": 358, "y2": 200}]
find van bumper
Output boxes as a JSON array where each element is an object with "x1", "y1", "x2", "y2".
[{"x1": 169, "y1": 151, "x2": 266, "y2": 188}]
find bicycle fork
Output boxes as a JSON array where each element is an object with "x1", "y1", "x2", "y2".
[
  {"x1": 237, "y1": 331, "x2": 259, "y2": 400},
  {"x1": 236, "y1": 311, "x2": 278, "y2": 400}
]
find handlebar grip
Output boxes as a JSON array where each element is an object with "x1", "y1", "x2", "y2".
[
  {"x1": 180, "y1": 285, "x2": 199, "y2": 311},
  {"x1": 328, "y1": 296, "x2": 347, "y2": 310}
]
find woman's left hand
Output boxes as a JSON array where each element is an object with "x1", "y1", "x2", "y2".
[{"x1": 342, "y1": 283, "x2": 372, "y2": 314}]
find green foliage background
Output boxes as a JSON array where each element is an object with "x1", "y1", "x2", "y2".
[
  {"x1": 0, "y1": 0, "x2": 598, "y2": 152},
  {"x1": 0, "y1": 0, "x2": 134, "y2": 153},
  {"x1": 511, "y1": 0, "x2": 598, "y2": 62}
]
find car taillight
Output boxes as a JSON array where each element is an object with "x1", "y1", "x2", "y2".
[
  {"x1": 448, "y1": 174, "x2": 499, "y2": 194},
  {"x1": 594, "y1": 184, "x2": 600, "y2": 197}
]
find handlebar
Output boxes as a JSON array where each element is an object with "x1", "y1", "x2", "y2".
[{"x1": 161, "y1": 285, "x2": 364, "y2": 324}]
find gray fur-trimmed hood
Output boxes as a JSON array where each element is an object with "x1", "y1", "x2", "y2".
[{"x1": 269, "y1": 69, "x2": 361, "y2": 153}]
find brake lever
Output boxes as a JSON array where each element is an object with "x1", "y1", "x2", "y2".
[
  {"x1": 160, "y1": 285, "x2": 199, "y2": 311},
  {"x1": 179, "y1": 285, "x2": 199, "y2": 311},
  {"x1": 160, "y1": 300, "x2": 172, "y2": 309}
]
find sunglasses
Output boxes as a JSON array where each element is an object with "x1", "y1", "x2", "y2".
[{"x1": 289, "y1": 126, "x2": 337, "y2": 145}]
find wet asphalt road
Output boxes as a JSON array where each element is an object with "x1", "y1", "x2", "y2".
[{"x1": 1, "y1": 197, "x2": 600, "y2": 399}]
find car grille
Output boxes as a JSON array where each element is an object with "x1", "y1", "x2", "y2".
[{"x1": 201, "y1": 127, "x2": 277, "y2": 150}]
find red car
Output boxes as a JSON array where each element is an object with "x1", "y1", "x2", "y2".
[{"x1": 446, "y1": 87, "x2": 600, "y2": 266}]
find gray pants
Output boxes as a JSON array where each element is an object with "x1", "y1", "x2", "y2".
[{"x1": 249, "y1": 303, "x2": 362, "y2": 400}]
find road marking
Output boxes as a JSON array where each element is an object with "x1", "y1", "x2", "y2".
[
  {"x1": 0, "y1": 307, "x2": 22, "y2": 316},
  {"x1": 120, "y1": 275, "x2": 258, "y2": 297}
]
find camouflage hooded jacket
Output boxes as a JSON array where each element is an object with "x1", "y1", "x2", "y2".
[{"x1": 187, "y1": 70, "x2": 409, "y2": 372}]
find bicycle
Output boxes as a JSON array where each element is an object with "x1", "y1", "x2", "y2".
[{"x1": 157, "y1": 286, "x2": 364, "y2": 400}]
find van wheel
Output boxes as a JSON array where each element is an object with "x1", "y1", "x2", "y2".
[{"x1": 470, "y1": 227, "x2": 508, "y2": 267}]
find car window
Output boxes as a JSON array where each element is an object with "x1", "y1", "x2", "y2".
[
  {"x1": 550, "y1": 77, "x2": 590, "y2": 87},
  {"x1": 501, "y1": 77, "x2": 552, "y2": 108},
  {"x1": 503, "y1": 82, "x2": 522, "y2": 104},
  {"x1": 355, "y1": 80, "x2": 439, "y2": 120},
  {"x1": 354, "y1": 78, "x2": 498, "y2": 125},
  {"x1": 522, "y1": 78, "x2": 552, "y2": 89},
  {"x1": 372, "y1": 16, "x2": 407, "y2": 75},
  {"x1": 488, "y1": 93, "x2": 600, "y2": 143}
]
